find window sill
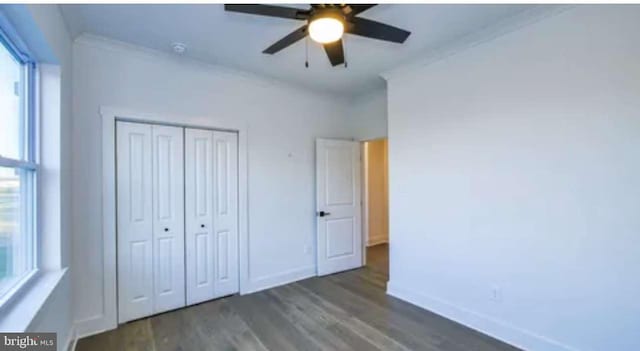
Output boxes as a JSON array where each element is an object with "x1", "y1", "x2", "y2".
[{"x1": 0, "y1": 268, "x2": 67, "y2": 332}]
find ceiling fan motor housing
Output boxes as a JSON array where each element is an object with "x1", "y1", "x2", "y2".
[
  {"x1": 224, "y1": 4, "x2": 411, "y2": 67},
  {"x1": 309, "y1": 7, "x2": 346, "y2": 25}
]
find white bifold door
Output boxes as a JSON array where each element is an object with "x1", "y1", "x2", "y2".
[
  {"x1": 116, "y1": 122, "x2": 185, "y2": 323},
  {"x1": 116, "y1": 122, "x2": 239, "y2": 323},
  {"x1": 184, "y1": 129, "x2": 239, "y2": 305},
  {"x1": 316, "y1": 139, "x2": 362, "y2": 276}
]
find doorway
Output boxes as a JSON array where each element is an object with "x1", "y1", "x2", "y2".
[
  {"x1": 313, "y1": 137, "x2": 389, "y2": 278},
  {"x1": 362, "y1": 138, "x2": 389, "y2": 277}
]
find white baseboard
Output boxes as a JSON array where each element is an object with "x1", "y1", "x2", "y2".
[
  {"x1": 64, "y1": 324, "x2": 77, "y2": 351},
  {"x1": 73, "y1": 266, "x2": 316, "y2": 339},
  {"x1": 246, "y1": 266, "x2": 316, "y2": 294},
  {"x1": 386, "y1": 281, "x2": 578, "y2": 351},
  {"x1": 73, "y1": 314, "x2": 116, "y2": 340}
]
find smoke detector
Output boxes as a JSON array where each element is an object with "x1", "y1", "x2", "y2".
[{"x1": 171, "y1": 42, "x2": 187, "y2": 55}]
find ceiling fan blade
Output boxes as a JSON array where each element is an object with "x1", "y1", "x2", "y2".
[
  {"x1": 324, "y1": 39, "x2": 345, "y2": 66},
  {"x1": 263, "y1": 25, "x2": 308, "y2": 54},
  {"x1": 348, "y1": 17, "x2": 410, "y2": 43},
  {"x1": 224, "y1": 4, "x2": 309, "y2": 20},
  {"x1": 344, "y1": 4, "x2": 377, "y2": 17}
]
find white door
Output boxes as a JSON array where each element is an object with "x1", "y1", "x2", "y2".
[
  {"x1": 316, "y1": 139, "x2": 362, "y2": 276},
  {"x1": 212, "y1": 131, "x2": 239, "y2": 297},
  {"x1": 151, "y1": 125, "x2": 185, "y2": 313},
  {"x1": 116, "y1": 121, "x2": 154, "y2": 323},
  {"x1": 184, "y1": 128, "x2": 215, "y2": 305}
]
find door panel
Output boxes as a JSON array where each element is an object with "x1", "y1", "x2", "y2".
[
  {"x1": 213, "y1": 131, "x2": 239, "y2": 297},
  {"x1": 116, "y1": 121, "x2": 154, "y2": 323},
  {"x1": 156, "y1": 237, "x2": 174, "y2": 294},
  {"x1": 129, "y1": 241, "x2": 150, "y2": 301},
  {"x1": 217, "y1": 231, "x2": 230, "y2": 281},
  {"x1": 151, "y1": 125, "x2": 185, "y2": 313},
  {"x1": 185, "y1": 128, "x2": 215, "y2": 305},
  {"x1": 326, "y1": 218, "x2": 356, "y2": 258},
  {"x1": 326, "y1": 147, "x2": 355, "y2": 206},
  {"x1": 195, "y1": 233, "x2": 210, "y2": 286},
  {"x1": 316, "y1": 139, "x2": 362, "y2": 276}
]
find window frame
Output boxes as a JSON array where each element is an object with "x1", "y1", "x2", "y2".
[{"x1": 0, "y1": 27, "x2": 39, "y2": 310}]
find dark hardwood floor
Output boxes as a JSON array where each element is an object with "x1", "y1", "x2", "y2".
[{"x1": 77, "y1": 245, "x2": 519, "y2": 351}]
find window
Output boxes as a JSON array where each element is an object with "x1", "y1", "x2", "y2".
[{"x1": 0, "y1": 30, "x2": 37, "y2": 302}]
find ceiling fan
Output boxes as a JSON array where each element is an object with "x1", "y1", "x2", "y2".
[{"x1": 224, "y1": 4, "x2": 411, "y2": 67}]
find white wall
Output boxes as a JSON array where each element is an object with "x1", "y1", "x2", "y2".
[
  {"x1": 386, "y1": 6, "x2": 640, "y2": 351},
  {"x1": 71, "y1": 35, "x2": 354, "y2": 335},
  {"x1": 349, "y1": 87, "x2": 388, "y2": 140}
]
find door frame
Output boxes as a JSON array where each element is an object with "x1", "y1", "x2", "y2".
[
  {"x1": 85, "y1": 106, "x2": 249, "y2": 338},
  {"x1": 361, "y1": 141, "x2": 368, "y2": 266}
]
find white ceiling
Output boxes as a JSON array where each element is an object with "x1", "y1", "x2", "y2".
[{"x1": 60, "y1": 4, "x2": 535, "y2": 97}]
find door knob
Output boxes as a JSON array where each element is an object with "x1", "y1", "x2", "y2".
[
  {"x1": 164, "y1": 228, "x2": 169, "y2": 232},
  {"x1": 317, "y1": 211, "x2": 331, "y2": 217},
  {"x1": 201, "y1": 224, "x2": 205, "y2": 228}
]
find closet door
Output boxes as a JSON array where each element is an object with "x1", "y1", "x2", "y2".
[
  {"x1": 185, "y1": 128, "x2": 215, "y2": 304},
  {"x1": 213, "y1": 131, "x2": 239, "y2": 297},
  {"x1": 151, "y1": 125, "x2": 186, "y2": 313},
  {"x1": 116, "y1": 122, "x2": 154, "y2": 323}
]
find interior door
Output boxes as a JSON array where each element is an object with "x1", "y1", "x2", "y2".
[
  {"x1": 316, "y1": 139, "x2": 362, "y2": 276},
  {"x1": 212, "y1": 131, "x2": 239, "y2": 297},
  {"x1": 151, "y1": 125, "x2": 185, "y2": 313},
  {"x1": 185, "y1": 128, "x2": 215, "y2": 305},
  {"x1": 116, "y1": 121, "x2": 154, "y2": 323}
]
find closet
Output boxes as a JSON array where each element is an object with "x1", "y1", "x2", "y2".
[{"x1": 116, "y1": 121, "x2": 238, "y2": 323}]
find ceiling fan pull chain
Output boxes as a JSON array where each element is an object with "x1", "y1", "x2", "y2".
[
  {"x1": 305, "y1": 35, "x2": 309, "y2": 68},
  {"x1": 344, "y1": 35, "x2": 348, "y2": 68}
]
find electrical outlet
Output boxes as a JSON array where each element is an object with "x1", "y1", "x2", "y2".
[{"x1": 491, "y1": 285, "x2": 503, "y2": 302}]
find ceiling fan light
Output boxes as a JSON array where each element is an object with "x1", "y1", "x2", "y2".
[{"x1": 309, "y1": 17, "x2": 344, "y2": 44}]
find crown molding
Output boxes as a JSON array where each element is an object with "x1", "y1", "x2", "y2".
[
  {"x1": 73, "y1": 33, "x2": 349, "y2": 104},
  {"x1": 381, "y1": 5, "x2": 574, "y2": 82}
]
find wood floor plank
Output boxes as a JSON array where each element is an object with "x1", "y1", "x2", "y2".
[
  {"x1": 296, "y1": 276, "x2": 445, "y2": 351},
  {"x1": 229, "y1": 291, "x2": 321, "y2": 351},
  {"x1": 195, "y1": 299, "x2": 268, "y2": 351},
  {"x1": 77, "y1": 245, "x2": 520, "y2": 351},
  {"x1": 283, "y1": 283, "x2": 411, "y2": 351},
  {"x1": 261, "y1": 288, "x2": 357, "y2": 350},
  {"x1": 268, "y1": 283, "x2": 399, "y2": 351},
  {"x1": 77, "y1": 319, "x2": 155, "y2": 351}
]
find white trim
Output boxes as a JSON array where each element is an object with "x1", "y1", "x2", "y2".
[
  {"x1": 0, "y1": 157, "x2": 37, "y2": 170},
  {"x1": 64, "y1": 324, "x2": 77, "y2": 351},
  {"x1": 380, "y1": 5, "x2": 571, "y2": 82},
  {"x1": 387, "y1": 281, "x2": 578, "y2": 351},
  {"x1": 0, "y1": 269, "x2": 66, "y2": 332},
  {"x1": 79, "y1": 106, "x2": 250, "y2": 337},
  {"x1": 0, "y1": 270, "x2": 40, "y2": 315},
  {"x1": 74, "y1": 34, "x2": 348, "y2": 102},
  {"x1": 361, "y1": 141, "x2": 369, "y2": 265},
  {"x1": 245, "y1": 266, "x2": 316, "y2": 294}
]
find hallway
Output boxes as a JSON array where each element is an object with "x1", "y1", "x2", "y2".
[{"x1": 366, "y1": 243, "x2": 389, "y2": 278}]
